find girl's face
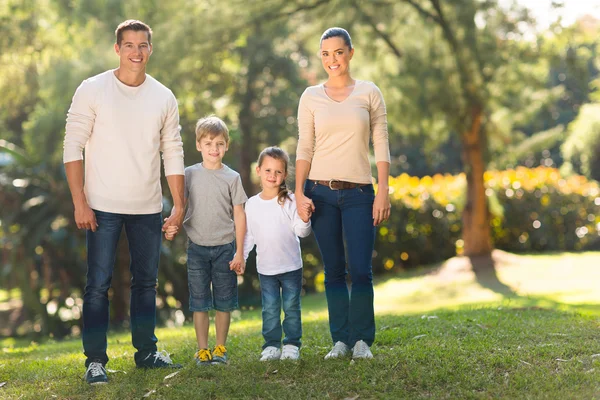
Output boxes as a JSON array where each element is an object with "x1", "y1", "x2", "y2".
[
  {"x1": 320, "y1": 36, "x2": 354, "y2": 78},
  {"x1": 256, "y1": 156, "x2": 287, "y2": 191}
]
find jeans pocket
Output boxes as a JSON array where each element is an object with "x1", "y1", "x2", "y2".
[{"x1": 357, "y1": 184, "x2": 375, "y2": 195}]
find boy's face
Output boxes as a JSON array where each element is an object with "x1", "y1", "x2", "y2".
[{"x1": 197, "y1": 133, "x2": 228, "y2": 165}]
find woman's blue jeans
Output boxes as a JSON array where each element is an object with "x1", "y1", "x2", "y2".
[
  {"x1": 82, "y1": 210, "x2": 162, "y2": 366},
  {"x1": 304, "y1": 180, "x2": 376, "y2": 347},
  {"x1": 258, "y1": 269, "x2": 303, "y2": 349}
]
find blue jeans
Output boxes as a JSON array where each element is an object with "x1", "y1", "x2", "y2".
[
  {"x1": 83, "y1": 210, "x2": 162, "y2": 367},
  {"x1": 186, "y1": 240, "x2": 238, "y2": 312},
  {"x1": 304, "y1": 180, "x2": 376, "y2": 347},
  {"x1": 259, "y1": 269, "x2": 303, "y2": 349}
]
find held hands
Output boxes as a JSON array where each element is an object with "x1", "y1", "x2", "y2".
[
  {"x1": 163, "y1": 225, "x2": 179, "y2": 241},
  {"x1": 162, "y1": 205, "x2": 184, "y2": 241},
  {"x1": 229, "y1": 253, "x2": 245, "y2": 275},
  {"x1": 296, "y1": 193, "x2": 315, "y2": 223},
  {"x1": 372, "y1": 189, "x2": 391, "y2": 226}
]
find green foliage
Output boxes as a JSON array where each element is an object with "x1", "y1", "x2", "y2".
[{"x1": 561, "y1": 103, "x2": 600, "y2": 181}]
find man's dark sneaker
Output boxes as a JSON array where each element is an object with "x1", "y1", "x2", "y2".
[
  {"x1": 136, "y1": 350, "x2": 182, "y2": 369},
  {"x1": 84, "y1": 361, "x2": 108, "y2": 385},
  {"x1": 211, "y1": 345, "x2": 228, "y2": 365}
]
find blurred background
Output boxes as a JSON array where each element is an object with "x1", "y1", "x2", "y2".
[{"x1": 1, "y1": 0, "x2": 599, "y2": 339}]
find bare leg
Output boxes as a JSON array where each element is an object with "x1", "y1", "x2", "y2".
[
  {"x1": 215, "y1": 311, "x2": 231, "y2": 346},
  {"x1": 194, "y1": 311, "x2": 210, "y2": 349}
]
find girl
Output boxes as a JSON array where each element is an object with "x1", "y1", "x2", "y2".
[{"x1": 243, "y1": 146, "x2": 312, "y2": 361}]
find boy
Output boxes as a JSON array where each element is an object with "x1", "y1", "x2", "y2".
[{"x1": 168, "y1": 116, "x2": 247, "y2": 365}]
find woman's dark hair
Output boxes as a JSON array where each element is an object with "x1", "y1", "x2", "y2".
[
  {"x1": 257, "y1": 146, "x2": 291, "y2": 205},
  {"x1": 320, "y1": 27, "x2": 353, "y2": 49}
]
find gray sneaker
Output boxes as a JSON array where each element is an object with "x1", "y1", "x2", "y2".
[
  {"x1": 84, "y1": 361, "x2": 108, "y2": 385},
  {"x1": 324, "y1": 341, "x2": 350, "y2": 360},
  {"x1": 280, "y1": 344, "x2": 300, "y2": 360},
  {"x1": 260, "y1": 346, "x2": 281, "y2": 361},
  {"x1": 352, "y1": 340, "x2": 373, "y2": 359}
]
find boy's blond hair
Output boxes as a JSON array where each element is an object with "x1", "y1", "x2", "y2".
[{"x1": 195, "y1": 115, "x2": 229, "y2": 144}]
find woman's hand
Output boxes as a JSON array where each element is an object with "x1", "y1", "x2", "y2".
[
  {"x1": 372, "y1": 189, "x2": 391, "y2": 226},
  {"x1": 296, "y1": 193, "x2": 315, "y2": 222}
]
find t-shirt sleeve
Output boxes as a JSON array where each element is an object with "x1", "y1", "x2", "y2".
[
  {"x1": 63, "y1": 79, "x2": 96, "y2": 163},
  {"x1": 369, "y1": 83, "x2": 391, "y2": 163},
  {"x1": 230, "y1": 174, "x2": 248, "y2": 206},
  {"x1": 160, "y1": 93, "x2": 185, "y2": 176},
  {"x1": 184, "y1": 168, "x2": 190, "y2": 200},
  {"x1": 296, "y1": 88, "x2": 315, "y2": 162},
  {"x1": 242, "y1": 203, "x2": 255, "y2": 260}
]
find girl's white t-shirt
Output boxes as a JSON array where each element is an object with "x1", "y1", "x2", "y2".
[{"x1": 243, "y1": 192, "x2": 311, "y2": 276}]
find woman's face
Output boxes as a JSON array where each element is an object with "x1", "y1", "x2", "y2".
[{"x1": 320, "y1": 36, "x2": 354, "y2": 79}]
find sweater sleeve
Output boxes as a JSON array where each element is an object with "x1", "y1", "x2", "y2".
[
  {"x1": 369, "y1": 84, "x2": 391, "y2": 163},
  {"x1": 160, "y1": 93, "x2": 185, "y2": 176},
  {"x1": 63, "y1": 80, "x2": 96, "y2": 163},
  {"x1": 296, "y1": 88, "x2": 315, "y2": 162}
]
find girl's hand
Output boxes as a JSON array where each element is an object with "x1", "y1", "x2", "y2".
[
  {"x1": 372, "y1": 189, "x2": 391, "y2": 226},
  {"x1": 296, "y1": 193, "x2": 315, "y2": 222}
]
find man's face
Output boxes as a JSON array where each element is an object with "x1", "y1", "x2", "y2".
[{"x1": 114, "y1": 30, "x2": 152, "y2": 73}]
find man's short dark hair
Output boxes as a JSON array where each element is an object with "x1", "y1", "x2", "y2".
[{"x1": 115, "y1": 20, "x2": 152, "y2": 46}]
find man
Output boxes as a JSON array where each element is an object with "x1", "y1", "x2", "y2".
[{"x1": 63, "y1": 20, "x2": 184, "y2": 385}]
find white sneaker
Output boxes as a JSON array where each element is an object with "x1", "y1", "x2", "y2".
[
  {"x1": 324, "y1": 341, "x2": 350, "y2": 360},
  {"x1": 280, "y1": 344, "x2": 300, "y2": 360},
  {"x1": 352, "y1": 340, "x2": 373, "y2": 359},
  {"x1": 260, "y1": 346, "x2": 281, "y2": 361}
]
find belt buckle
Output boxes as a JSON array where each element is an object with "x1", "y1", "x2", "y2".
[{"x1": 328, "y1": 179, "x2": 339, "y2": 190}]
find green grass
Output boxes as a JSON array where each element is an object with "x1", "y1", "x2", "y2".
[{"x1": 1, "y1": 251, "x2": 600, "y2": 399}]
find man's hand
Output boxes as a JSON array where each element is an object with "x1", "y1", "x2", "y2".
[
  {"x1": 74, "y1": 202, "x2": 98, "y2": 232},
  {"x1": 162, "y1": 205, "x2": 184, "y2": 237}
]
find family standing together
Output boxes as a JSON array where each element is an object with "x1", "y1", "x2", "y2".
[{"x1": 62, "y1": 20, "x2": 390, "y2": 385}]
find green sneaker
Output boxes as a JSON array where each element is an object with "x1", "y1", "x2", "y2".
[
  {"x1": 195, "y1": 348, "x2": 212, "y2": 366},
  {"x1": 211, "y1": 345, "x2": 228, "y2": 365}
]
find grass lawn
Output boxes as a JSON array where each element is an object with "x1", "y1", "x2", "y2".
[{"x1": 1, "y1": 251, "x2": 599, "y2": 399}]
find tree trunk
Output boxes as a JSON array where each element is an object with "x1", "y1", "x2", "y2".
[{"x1": 461, "y1": 107, "x2": 492, "y2": 256}]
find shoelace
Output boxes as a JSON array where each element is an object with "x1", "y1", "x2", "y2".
[
  {"x1": 152, "y1": 350, "x2": 173, "y2": 364},
  {"x1": 354, "y1": 341, "x2": 369, "y2": 354},
  {"x1": 88, "y1": 362, "x2": 105, "y2": 377},
  {"x1": 213, "y1": 345, "x2": 226, "y2": 358},
  {"x1": 196, "y1": 349, "x2": 212, "y2": 361},
  {"x1": 263, "y1": 347, "x2": 279, "y2": 356},
  {"x1": 331, "y1": 341, "x2": 347, "y2": 353},
  {"x1": 281, "y1": 346, "x2": 297, "y2": 357}
]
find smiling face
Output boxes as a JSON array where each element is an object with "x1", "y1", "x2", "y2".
[
  {"x1": 114, "y1": 30, "x2": 152, "y2": 74},
  {"x1": 320, "y1": 36, "x2": 354, "y2": 79},
  {"x1": 256, "y1": 156, "x2": 287, "y2": 193},
  {"x1": 197, "y1": 133, "x2": 228, "y2": 168}
]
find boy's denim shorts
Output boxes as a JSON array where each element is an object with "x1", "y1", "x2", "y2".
[{"x1": 186, "y1": 240, "x2": 238, "y2": 312}]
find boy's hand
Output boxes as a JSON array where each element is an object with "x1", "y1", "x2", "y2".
[
  {"x1": 164, "y1": 225, "x2": 178, "y2": 241},
  {"x1": 229, "y1": 254, "x2": 245, "y2": 275}
]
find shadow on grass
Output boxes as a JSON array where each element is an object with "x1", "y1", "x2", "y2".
[{"x1": 469, "y1": 254, "x2": 518, "y2": 298}]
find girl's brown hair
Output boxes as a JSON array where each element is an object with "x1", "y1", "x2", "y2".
[{"x1": 257, "y1": 146, "x2": 291, "y2": 205}]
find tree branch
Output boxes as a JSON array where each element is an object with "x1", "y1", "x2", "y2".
[
  {"x1": 401, "y1": 0, "x2": 440, "y2": 23},
  {"x1": 351, "y1": 0, "x2": 403, "y2": 58}
]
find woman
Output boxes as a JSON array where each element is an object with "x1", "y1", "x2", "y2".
[{"x1": 295, "y1": 27, "x2": 391, "y2": 360}]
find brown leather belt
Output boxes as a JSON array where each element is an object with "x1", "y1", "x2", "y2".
[{"x1": 313, "y1": 179, "x2": 370, "y2": 190}]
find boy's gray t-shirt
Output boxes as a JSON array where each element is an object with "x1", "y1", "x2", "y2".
[{"x1": 183, "y1": 163, "x2": 248, "y2": 246}]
